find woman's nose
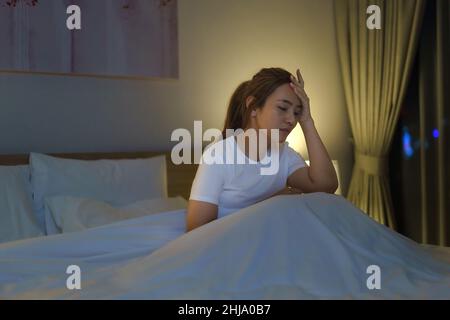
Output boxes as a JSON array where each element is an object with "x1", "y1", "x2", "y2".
[{"x1": 286, "y1": 111, "x2": 295, "y2": 125}]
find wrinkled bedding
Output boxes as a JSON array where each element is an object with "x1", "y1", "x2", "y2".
[{"x1": 1, "y1": 193, "x2": 449, "y2": 299}]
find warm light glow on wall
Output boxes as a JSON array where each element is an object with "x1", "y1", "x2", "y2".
[{"x1": 286, "y1": 123, "x2": 307, "y2": 155}]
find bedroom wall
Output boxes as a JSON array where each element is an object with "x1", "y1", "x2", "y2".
[{"x1": 0, "y1": 0, "x2": 353, "y2": 196}]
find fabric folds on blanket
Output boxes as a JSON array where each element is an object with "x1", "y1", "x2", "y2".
[{"x1": 0, "y1": 193, "x2": 449, "y2": 299}]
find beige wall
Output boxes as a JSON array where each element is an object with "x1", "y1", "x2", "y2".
[{"x1": 0, "y1": 0, "x2": 353, "y2": 195}]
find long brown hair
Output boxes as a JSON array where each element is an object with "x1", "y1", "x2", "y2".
[{"x1": 221, "y1": 67, "x2": 293, "y2": 138}]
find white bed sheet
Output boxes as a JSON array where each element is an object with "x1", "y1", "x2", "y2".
[{"x1": 0, "y1": 193, "x2": 449, "y2": 299}]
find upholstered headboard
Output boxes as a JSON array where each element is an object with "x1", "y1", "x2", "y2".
[{"x1": 0, "y1": 152, "x2": 198, "y2": 200}]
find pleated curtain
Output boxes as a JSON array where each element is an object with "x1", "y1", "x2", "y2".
[{"x1": 334, "y1": 0, "x2": 426, "y2": 229}]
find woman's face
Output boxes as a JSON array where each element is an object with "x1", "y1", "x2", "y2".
[{"x1": 246, "y1": 83, "x2": 302, "y2": 143}]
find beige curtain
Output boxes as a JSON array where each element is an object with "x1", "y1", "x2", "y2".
[{"x1": 334, "y1": 0, "x2": 425, "y2": 229}]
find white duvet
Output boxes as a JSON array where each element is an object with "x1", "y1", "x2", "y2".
[{"x1": 0, "y1": 193, "x2": 449, "y2": 299}]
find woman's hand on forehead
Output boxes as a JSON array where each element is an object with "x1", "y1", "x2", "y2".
[{"x1": 290, "y1": 68, "x2": 312, "y2": 124}]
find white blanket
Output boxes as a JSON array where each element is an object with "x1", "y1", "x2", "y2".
[{"x1": 1, "y1": 193, "x2": 449, "y2": 299}]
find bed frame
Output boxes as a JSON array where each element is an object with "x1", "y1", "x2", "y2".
[{"x1": 0, "y1": 152, "x2": 198, "y2": 200}]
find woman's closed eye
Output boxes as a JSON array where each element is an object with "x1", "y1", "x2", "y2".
[{"x1": 278, "y1": 106, "x2": 301, "y2": 117}]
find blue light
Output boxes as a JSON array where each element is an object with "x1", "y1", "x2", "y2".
[
  {"x1": 402, "y1": 127, "x2": 414, "y2": 158},
  {"x1": 432, "y1": 129, "x2": 439, "y2": 138}
]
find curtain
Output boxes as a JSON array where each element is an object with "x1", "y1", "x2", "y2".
[
  {"x1": 334, "y1": 0, "x2": 425, "y2": 229},
  {"x1": 390, "y1": 0, "x2": 450, "y2": 246}
]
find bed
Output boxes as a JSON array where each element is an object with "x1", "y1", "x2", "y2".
[{"x1": 0, "y1": 151, "x2": 449, "y2": 299}]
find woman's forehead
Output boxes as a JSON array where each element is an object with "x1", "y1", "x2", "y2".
[{"x1": 269, "y1": 84, "x2": 301, "y2": 107}]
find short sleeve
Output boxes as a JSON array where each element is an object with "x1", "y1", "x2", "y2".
[
  {"x1": 286, "y1": 146, "x2": 307, "y2": 176},
  {"x1": 189, "y1": 150, "x2": 225, "y2": 206}
]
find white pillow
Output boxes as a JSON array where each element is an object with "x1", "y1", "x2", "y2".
[
  {"x1": 0, "y1": 165, "x2": 44, "y2": 243},
  {"x1": 44, "y1": 196, "x2": 187, "y2": 234},
  {"x1": 30, "y1": 153, "x2": 168, "y2": 233}
]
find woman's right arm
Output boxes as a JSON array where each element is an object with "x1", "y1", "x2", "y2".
[{"x1": 186, "y1": 200, "x2": 218, "y2": 232}]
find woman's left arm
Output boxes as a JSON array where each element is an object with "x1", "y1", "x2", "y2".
[{"x1": 287, "y1": 69, "x2": 338, "y2": 194}]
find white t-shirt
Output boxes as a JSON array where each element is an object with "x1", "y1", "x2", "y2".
[{"x1": 189, "y1": 134, "x2": 307, "y2": 218}]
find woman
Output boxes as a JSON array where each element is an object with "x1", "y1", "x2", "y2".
[{"x1": 186, "y1": 67, "x2": 338, "y2": 232}]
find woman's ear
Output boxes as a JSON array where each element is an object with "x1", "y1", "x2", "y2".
[
  {"x1": 245, "y1": 96, "x2": 255, "y2": 109},
  {"x1": 246, "y1": 96, "x2": 257, "y2": 117}
]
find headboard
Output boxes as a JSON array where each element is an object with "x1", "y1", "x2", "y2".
[{"x1": 0, "y1": 152, "x2": 198, "y2": 200}]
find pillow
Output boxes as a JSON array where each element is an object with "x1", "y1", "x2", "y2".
[
  {"x1": 44, "y1": 196, "x2": 187, "y2": 234},
  {"x1": 0, "y1": 165, "x2": 44, "y2": 243},
  {"x1": 30, "y1": 152, "x2": 168, "y2": 233}
]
